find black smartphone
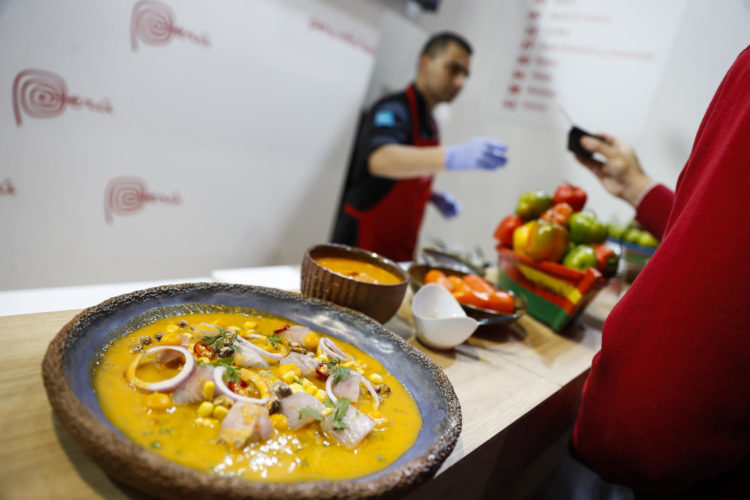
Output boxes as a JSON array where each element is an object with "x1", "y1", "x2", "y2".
[{"x1": 567, "y1": 126, "x2": 597, "y2": 159}]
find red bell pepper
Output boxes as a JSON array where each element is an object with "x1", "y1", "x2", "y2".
[
  {"x1": 592, "y1": 244, "x2": 619, "y2": 278},
  {"x1": 552, "y1": 182, "x2": 587, "y2": 212},
  {"x1": 493, "y1": 214, "x2": 523, "y2": 248}
]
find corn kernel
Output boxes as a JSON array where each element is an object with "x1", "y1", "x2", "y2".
[
  {"x1": 315, "y1": 389, "x2": 327, "y2": 402},
  {"x1": 160, "y1": 333, "x2": 182, "y2": 346},
  {"x1": 197, "y1": 401, "x2": 214, "y2": 418},
  {"x1": 321, "y1": 407, "x2": 333, "y2": 417},
  {"x1": 212, "y1": 405, "x2": 229, "y2": 420},
  {"x1": 342, "y1": 360, "x2": 355, "y2": 368},
  {"x1": 279, "y1": 364, "x2": 301, "y2": 377},
  {"x1": 301, "y1": 378, "x2": 314, "y2": 390},
  {"x1": 145, "y1": 392, "x2": 171, "y2": 411},
  {"x1": 202, "y1": 381, "x2": 215, "y2": 401},
  {"x1": 194, "y1": 417, "x2": 218, "y2": 428},
  {"x1": 165, "y1": 324, "x2": 179, "y2": 332},
  {"x1": 243, "y1": 320, "x2": 258, "y2": 329},
  {"x1": 289, "y1": 383, "x2": 304, "y2": 394},
  {"x1": 270, "y1": 414, "x2": 289, "y2": 431},
  {"x1": 304, "y1": 332, "x2": 319, "y2": 350},
  {"x1": 305, "y1": 384, "x2": 318, "y2": 395},
  {"x1": 282, "y1": 371, "x2": 297, "y2": 384},
  {"x1": 315, "y1": 354, "x2": 329, "y2": 363},
  {"x1": 198, "y1": 356, "x2": 210, "y2": 365},
  {"x1": 368, "y1": 373, "x2": 384, "y2": 384},
  {"x1": 227, "y1": 325, "x2": 241, "y2": 332}
]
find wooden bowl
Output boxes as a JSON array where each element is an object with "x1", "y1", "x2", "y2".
[{"x1": 301, "y1": 244, "x2": 409, "y2": 323}]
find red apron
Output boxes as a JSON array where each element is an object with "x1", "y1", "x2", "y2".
[{"x1": 343, "y1": 85, "x2": 438, "y2": 262}]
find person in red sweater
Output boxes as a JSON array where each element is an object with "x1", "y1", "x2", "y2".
[{"x1": 557, "y1": 46, "x2": 750, "y2": 498}]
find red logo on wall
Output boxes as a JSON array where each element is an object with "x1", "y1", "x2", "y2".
[
  {"x1": 131, "y1": 0, "x2": 210, "y2": 51},
  {"x1": 0, "y1": 178, "x2": 16, "y2": 196},
  {"x1": 12, "y1": 69, "x2": 113, "y2": 127},
  {"x1": 105, "y1": 176, "x2": 181, "y2": 224}
]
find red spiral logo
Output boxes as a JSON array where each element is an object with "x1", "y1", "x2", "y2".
[
  {"x1": 131, "y1": 0, "x2": 175, "y2": 51},
  {"x1": 12, "y1": 69, "x2": 68, "y2": 126},
  {"x1": 105, "y1": 177, "x2": 146, "y2": 224}
]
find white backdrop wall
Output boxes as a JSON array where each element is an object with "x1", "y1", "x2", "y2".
[
  {"x1": 1, "y1": 0, "x2": 749, "y2": 290},
  {"x1": 0, "y1": 0, "x2": 382, "y2": 289},
  {"x1": 413, "y1": 0, "x2": 750, "y2": 258}
]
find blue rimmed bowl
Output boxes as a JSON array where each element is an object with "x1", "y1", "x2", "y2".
[{"x1": 42, "y1": 282, "x2": 461, "y2": 500}]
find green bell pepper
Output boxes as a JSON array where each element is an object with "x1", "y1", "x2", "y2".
[
  {"x1": 562, "y1": 244, "x2": 598, "y2": 271},
  {"x1": 569, "y1": 212, "x2": 607, "y2": 244},
  {"x1": 516, "y1": 191, "x2": 552, "y2": 221}
]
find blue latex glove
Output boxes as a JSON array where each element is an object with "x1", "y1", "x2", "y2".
[
  {"x1": 445, "y1": 137, "x2": 508, "y2": 171},
  {"x1": 430, "y1": 191, "x2": 461, "y2": 219}
]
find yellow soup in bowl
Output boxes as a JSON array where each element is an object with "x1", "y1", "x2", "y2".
[
  {"x1": 315, "y1": 257, "x2": 403, "y2": 285},
  {"x1": 94, "y1": 312, "x2": 421, "y2": 482}
]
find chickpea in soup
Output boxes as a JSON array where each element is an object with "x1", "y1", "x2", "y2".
[{"x1": 94, "y1": 312, "x2": 421, "y2": 482}]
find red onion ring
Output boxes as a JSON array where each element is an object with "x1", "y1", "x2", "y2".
[
  {"x1": 213, "y1": 366, "x2": 269, "y2": 405},
  {"x1": 324, "y1": 371, "x2": 380, "y2": 408},
  {"x1": 357, "y1": 373, "x2": 381, "y2": 408},
  {"x1": 319, "y1": 337, "x2": 351, "y2": 361},
  {"x1": 127, "y1": 345, "x2": 195, "y2": 392},
  {"x1": 325, "y1": 372, "x2": 337, "y2": 403},
  {"x1": 235, "y1": 335, "x2": 283, "y2": 360}
]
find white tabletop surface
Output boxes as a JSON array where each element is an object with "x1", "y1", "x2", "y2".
[
  {"x1": 0, "y1": 277, "x2": 214, "y2": 317},
  {"x1": 0, "y1": 265, "x2": 309, "y2": 317}
]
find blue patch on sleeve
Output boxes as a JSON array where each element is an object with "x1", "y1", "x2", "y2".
[{"x1": 374, "y1": 109, "x2": 396, "y2": 127}]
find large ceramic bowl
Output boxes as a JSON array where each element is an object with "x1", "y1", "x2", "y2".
[
  {"x1": 301, "y1": 243, "x2": 409, "y2": 323},
  {"x1": 42, "y1": 283, "x2": 460, "y2": 500}
]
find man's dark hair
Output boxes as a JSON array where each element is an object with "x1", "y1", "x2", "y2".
[{"x1": 420, "y1": 32, "x2": 472, "y2": 58}]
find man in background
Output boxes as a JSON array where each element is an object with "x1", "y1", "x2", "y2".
[{"x1": 331, "y1": 32, "x2": 507, "y2": 262}]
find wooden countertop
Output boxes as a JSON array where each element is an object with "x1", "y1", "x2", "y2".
[{"x1": 0, "y1": 279, "x2": 622, "y2": 499}]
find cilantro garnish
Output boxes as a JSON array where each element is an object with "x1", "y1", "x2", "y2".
[
  {"x1": 331, "y1": 397, "x2": 351, "y2": 430},
  {"x1": 213, "y1": 357, "x2": 240, "y2": 383},
  {"x1": 202, "y1": 327, "x2": 237, "y2": 350},
  {"x1": 330, "y1": 365, "x2": 351, "y2": 384},
  {"x1": 298, "y1": 406, "x2": 323, "y2": 421},
  {"x1": 266, "y1": 333, "x2": 282, "y2": 349}
]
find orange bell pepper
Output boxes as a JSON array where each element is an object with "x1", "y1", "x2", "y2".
[
  {"x1": 424, "y1": 269, "x2": 453, "y2": 290},
  {"x1": 540, "y1": 202, "x2": 574, "y2": 227}
]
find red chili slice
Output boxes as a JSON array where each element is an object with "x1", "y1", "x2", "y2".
[
  {"x1": 193, "y1": 341, "x2": 214, "y2": 359},
  {"x1": 316, "y1": 362, "x2": 330, "y2": 379},
  {"x1": 274, "y1": 324, "x2": 290, "y2": 334}
]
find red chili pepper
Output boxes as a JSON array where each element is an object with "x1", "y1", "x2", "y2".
[
  {"x1": 227, "y1": 379, "x2": 249, "y2": 393},
  {"x1": 316, "y1": 362, "x2": 330, "y2": 379},
  {"x1": 193, "y1": 341, "x2": 214, "y2": 359},
  {"x1": 274, "y1": 324, "x2": 290, "y2": 334}
]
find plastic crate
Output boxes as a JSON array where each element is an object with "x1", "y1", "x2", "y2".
[
  {"x1": 608, "y1": 237, "x2": 657, "y2": 283},
  {"x1": 496, "y1": 247, "x2": 607, "y2": 331}
]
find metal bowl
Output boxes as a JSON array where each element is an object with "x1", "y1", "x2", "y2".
[{"x1": 408, "y1": 264, "x2": 526, "y2": 325}]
